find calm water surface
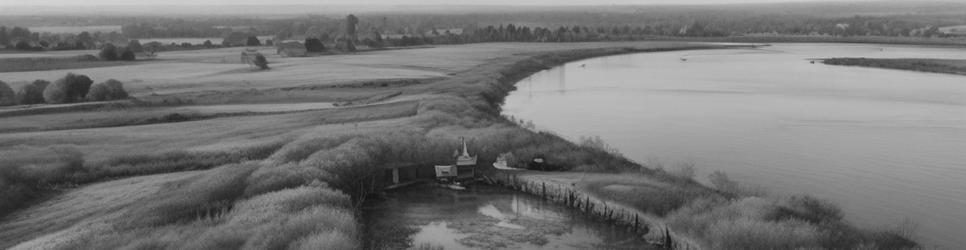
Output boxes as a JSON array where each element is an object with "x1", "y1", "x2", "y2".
[
  {"x1": 362, "y1": 184, "x2": 655, "y2": 250},
  {"x1": 502, "y1": 43, "x2": 966, "y2": 248}
]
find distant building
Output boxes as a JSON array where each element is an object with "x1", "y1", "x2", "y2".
[
  {"x1": 435, "y1": 137, "x2": 478, "y2": 181},
  {"x1": 939, "y1": 25, "x2": 966, "y2": 36}
]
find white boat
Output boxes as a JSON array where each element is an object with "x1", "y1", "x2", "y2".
[{"x1": 445, "y1": 183, "x2": 467, "y2": 190}]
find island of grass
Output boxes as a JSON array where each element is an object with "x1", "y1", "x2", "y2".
[{"x1": 823, "y1": 57, "x2": 966, "y2": 76}]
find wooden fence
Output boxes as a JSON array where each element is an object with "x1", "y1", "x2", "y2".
[{"x1": 484, "y1": 172, "x2": 701, "y2": 250}]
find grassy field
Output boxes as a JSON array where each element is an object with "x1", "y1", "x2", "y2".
[
  {"x1": 823, "y1": 57, "x2": 966, "y2": 76},
  {"x1": 0, "y1": 56, "x2": 137, "y2": 73},
  {"x1": 0, "y1": 41, "x2": 917, "y2": 249}
]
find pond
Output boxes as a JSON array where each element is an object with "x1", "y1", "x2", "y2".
[
  {"x1": 362, "y1": 184, "x2": 656, "y2": 250},
  {"x1": 501, "y1": 43, "x2": 966, "y2": 248}
]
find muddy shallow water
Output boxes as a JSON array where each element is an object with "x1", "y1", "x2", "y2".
[{"x1": 361, "y1": 184, "x2": 656, "y2": 250}]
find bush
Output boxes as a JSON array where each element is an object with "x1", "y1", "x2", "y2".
[
  {"x1": 119, "y1": 48, "x2": 136, "y2": 61},
  {"x1": 44, "y1": 73, "x2": 93, "y2": 103},
  {"x1": 305, "y1": 38, "x2": 325, "y2": 52},
  {"x1": 0, "y1": 80, "x2": 15, "y2": 106},
  {"x1": 87, "y1": 79, "x2": 129, "y2": 101},
  {"x1": 14, "y1": 41, "x2": 33, "y2": 51},
  {"x1": 253, "y1": 54, "x2": 269, "y2": 70},
  {"x1": 127, "y1": 40, "x2": 143, "y2": 52},
  {"x1": 246, "y1": 36, "x2": 261, "y2": 46},
  {"x1": 16, "y1": 80, "x2": 49, "y2": 105},
  {"x1": 99, "y1": 43, "x2": 119, "y2": 61}
]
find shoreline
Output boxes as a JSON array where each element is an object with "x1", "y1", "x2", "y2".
[
  {"x1": 460, "y1": 43, "x2": 919, "y2": 249},
  {"x1": 823, "y1": 57, "x2": 966, "y2": 76}
]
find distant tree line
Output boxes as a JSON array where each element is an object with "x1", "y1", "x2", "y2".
[{"x1": 4, "y1": 4, "x2": 966, "y2": 53}]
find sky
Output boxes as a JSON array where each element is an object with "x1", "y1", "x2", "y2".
[{"x1": 0, "y1": 0, "x2": 873, "y2": 6}]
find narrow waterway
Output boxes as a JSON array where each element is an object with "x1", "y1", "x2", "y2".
[
  {"x1": 362, "y1": 184, "x2": 656, "y2": 250},
  {"x1": 501, "y1": 43, "x2": 966, "y2": 248}
]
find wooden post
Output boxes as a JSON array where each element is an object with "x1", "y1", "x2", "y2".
[
  {"x1": 542, "y1": 182, "x2": 546, "y2": 198},
  {"x1": 634, "y1": 214, "x2": 639, "y2": 231}
]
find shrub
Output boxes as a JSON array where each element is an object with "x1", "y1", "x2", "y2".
[
  {"x1": 14, "y1": 41, "x2": 33, "y2": 51},
  {"x1": 246, "y1": 36, "x2": 261, "y2": 46},
  {"x1": 99, "y1": 43, "x2": 119, "y2": 61},
  {"x1": 44, "y1": 73, "x2": 93, "y2": 103},
  {"x1": 86, "y1": 82, "x2": 109, "y2": 101},
  {"x1": 42, "y1": 77, "x2": 69, "y2": 104},
  {"x1": 253, "y1": 54, "x2": 269, "y2": 70},
  {"x1": 16, "y1": 80, "x2": 49, "y2": 105},
  {"x1": 127, "y1": 39, "x2": 143, "y2": 52},
  {"x1": 87, "y1": 79, "x2": 129, "y2": 101},
  {"x1": 119, "y1": 48, "x2": 136, "y2": 61},
  {"x1": 304, "y1": 38, "x2": 325, "y2": 52},
  {"x1": 707, "y1": 218, "x2": 826, "y2": 249},
  {"x1": 0, "y1": 80, "x2": 14, "y2": 106}
]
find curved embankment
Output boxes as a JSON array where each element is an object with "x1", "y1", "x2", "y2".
[
  {"x1": 823, "y1": 57, "x2": 966, "y2": 76},
  {"x1": 469, "y1": 44, "x2": 916, "y2": 250},
  {"x1": 452, "y1": 45, "x2": 747, "y2": 250}
]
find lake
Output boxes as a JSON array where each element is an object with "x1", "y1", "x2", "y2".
[
  {"x1": 502, "y1": 43, "x2": 966, "y2": 248},
  {"x1": 362, "y1": 184, "x2": 656, "y2": 250}
]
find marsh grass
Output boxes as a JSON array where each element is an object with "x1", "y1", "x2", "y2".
[
  {"x1": 665, "y1": 192, "x2": 916, "y2": 249},
  {"x1": 0, "y1": 146, "x2": 85, "y2": 217}
]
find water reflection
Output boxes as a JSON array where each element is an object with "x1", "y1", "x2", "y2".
[{"x1": 362, "y1": 184, "x2": 654, "y2": 250}]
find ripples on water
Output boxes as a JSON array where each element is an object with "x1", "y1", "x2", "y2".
[{"x1": 502, "y1": 44, "x2": 966, "y2": 248}]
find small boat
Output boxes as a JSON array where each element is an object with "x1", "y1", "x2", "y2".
[
  {"x1": 810, "y1": 61, "x2": 815, "y2": 64},
  {"x1": 679, "y1": 57, "x2": 688, "y2": 62},
  {"x1": 445, "y1": 183, "x2": 467, "y2": 190}
]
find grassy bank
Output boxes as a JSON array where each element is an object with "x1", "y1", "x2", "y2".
[
  {"x1": 823, "y1": 57, "x2": 966, "y2": 76},
  {"x1": 0, "y1": 42, "x2": 918, "y2": 249}
]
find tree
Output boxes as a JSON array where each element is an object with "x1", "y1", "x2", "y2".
[
  {"x1": 99, "y1": 44, "x2": 118, "y2": 61},
  {"x1": 119, "y1": 48, "x2": 136, "y2": 61},
  {"x1": 86, "y1": 79, "x2": 128, "y2": 101},
  {"x1": 0, "y1": 26, "x2": 8, "y2": 47},
  {"x1": 246, "y1": 36, "x2": 261, "y2": 46},
  {"x1": 252, "y1": 53, "x2": 269, "y2": 70},
  {"x1": 44, "y1": 73, "x2": 93, "y2": 103},
  {"x1": 16, "y1": 80, "x2": 49, "y2": 105},
  {"x1": 76, "y1": 31, "x2": 93, "y2": 49},
  {"x1": 127, "y1": 40, "x2": 143, "y2": 52},
  {"x1": 14, "y1": 41, "x2": 32, "y2": 51},
  {"x1": 344, "y1": 14, "x2": 359, "y2": 51},
  {"x1": 0, "y1": 81, "x2": 15, "y2": 106},
  {"x1": 305, "y1": 38, "x2": 325, "y2": 52}
]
